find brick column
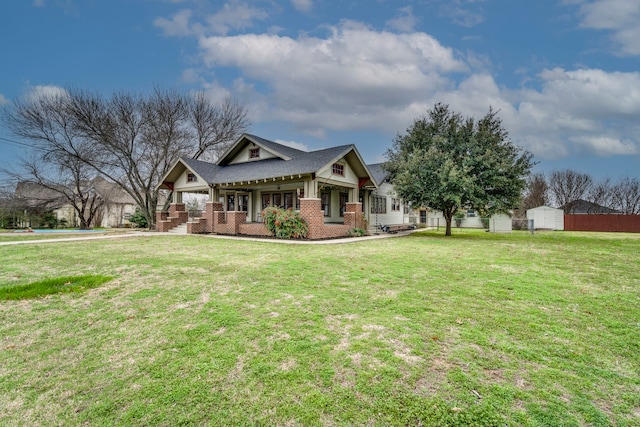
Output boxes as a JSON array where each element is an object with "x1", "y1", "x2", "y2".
[
  {"x1": 300, "y1": 198, "x2": 324, "y2": 240},
  {"x1": 169, "y1": 203, "x2": 186, "y2": 216},
  {"x1": 346, "y1": 202, "x2": 363, "y2": 229},
  {"x1": 227, "y1": 211, "x2": 247, "y2": 235},
  {"x1": 204, "y1": 202, "x2": 223, "y2": 233}
]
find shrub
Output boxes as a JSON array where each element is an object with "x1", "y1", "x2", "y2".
[
  {"x1": 129, "y1": 209, "x2": 148, "y2": 228},
  {"x1": 348, "y1": 228, "x2": 367, "y2": 237},
  {"x1": 262, "y1": 207, "x2": 308, "y2": 239}
]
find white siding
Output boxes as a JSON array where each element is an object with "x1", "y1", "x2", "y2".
[
  {"x1": 527, "y1": 206, "x2": 564, "y2": 230},
  {"x1": 229, "y1": 146, "x2": 278, "y2": 164},
  {"x1": 489, "y1": 213, "x2": 512, "y2": 233}
]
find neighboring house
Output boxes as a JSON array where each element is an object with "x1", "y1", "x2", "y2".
[
  {"x1": 89, "y1": 177, "x2": 137, "y2": 228},
  {"x1": 156, "y1": 134, "x2": 377, "y2": 239},
  {"x1": 14, "y1": 178, "x2": 137, "y2": 228},
  {"x1": 366, "y1": 163, "x2": 419, "y2": 230},
  {"x1": 563, "y1": 199, "x2": 621, "y2": 214}
]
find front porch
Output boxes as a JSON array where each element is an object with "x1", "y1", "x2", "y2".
[{"x1": 156, "y1": 198, "x2": 366, "y2": 240}]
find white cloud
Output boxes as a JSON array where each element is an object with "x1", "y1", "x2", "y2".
[
  {"x1": 275, "y1": 139, "x2": 310, "y2": 151},
  {"x1": 206, "y1": 1, "x2": 268, "y2": 36},
  {"x1": 436, "y1": 0, "x2": 486, "y2": 27},
  {"x1": 576, "y1": 0, "x2": 640, "y2": 56},
  {"x1": 32, "y1": 0, "x2": 44, "y2": 7},
  {"x1": 386, "y1": 6, "x2": 418, "y2": 33},
  {"x1": 509, "y1": 68, "x2": 640, "y2": 158},
  {"x1": 0, "y1": 94, "x2": 9, "y2": 105},
  {"x1": 198, "y1": 21, "x2": 466, "y2": 135},
  {"x1": 154, "y1": 2, "x2": 268, "y2": 37},
  {"x1": 25, "y1": 85, "x2": 68, "y2": 102},
  {"x1": 291, "y1": 0, "x2": 313, "y2": 13},
  {"x1": 154, "y1": 9, "x2": 195, "y2": 37},
  {"x1": 151, "y1": 5, "x2": 640, "y2": 162},
  {"x1": 195, "y1": 22, "x2": 640, "y2": 159}
]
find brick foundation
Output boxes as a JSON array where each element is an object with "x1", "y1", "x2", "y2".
[{"x1": 163, "y1": 199, "x2": 362, "y2": 239}]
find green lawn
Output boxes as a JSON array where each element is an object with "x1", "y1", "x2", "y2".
[{"x1": 1, "y1": 230, "x2": 638, "y2": 426}]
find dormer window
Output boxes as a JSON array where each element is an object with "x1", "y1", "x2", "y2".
[
  {"x1": 187, "y1": 173, "x2": 197, "y2": 182},
  {"x1": 249, "y1": 148, "x2": 260, "y2": 159},
  {"x1": 332, "y1": 163, "x2": 344, "y2": 177}
]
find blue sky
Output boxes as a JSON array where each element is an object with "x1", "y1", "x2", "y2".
[{"x1": 1, "y1": 0, "x2": 639, "y2": 180}]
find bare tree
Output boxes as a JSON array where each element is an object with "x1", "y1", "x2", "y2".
[
  {"x1": 586, "y1": 178, "x2": 613, "y2": 213},
  {"x1": 611, "y1": 177, "x2": 640, "y2": 214},
  {"x1": 11, "y1": 156, "x2": 106, "y2": 229},
  {"x1": 2, "y1": 87, "x2": 251, "y2": 228},
  {"x1": 1, "y1": 92, "x2": 106, "y2": 229},
  {"x1": 521, "y1": 172, "x2": 549, "y2": 210},
  {"x1": 549, "y1": 170, "x2": 593, "y2": 213},
  {"x1": 189, "y1": 93, "x2": 250, "y2": 162}
]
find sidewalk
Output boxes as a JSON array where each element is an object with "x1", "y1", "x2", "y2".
[{"x1": 0, "y1": 228, "x2": 423, "y2": 246}]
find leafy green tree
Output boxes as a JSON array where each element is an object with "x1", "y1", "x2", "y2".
[{"x1": 384, "y1": 103, "x2": 534, "y2": 236}]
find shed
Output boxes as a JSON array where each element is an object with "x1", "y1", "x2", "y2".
[
  {"x1": 526, "y1": 205, "x2": 564, "y2": 230},
  {"x1": 489, "y1": 213, "x2": 512, "y2": 233}
]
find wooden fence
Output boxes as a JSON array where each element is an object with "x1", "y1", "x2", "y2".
[{"x1": 564, "y1": 214, "x2": 640, "y2": 232}]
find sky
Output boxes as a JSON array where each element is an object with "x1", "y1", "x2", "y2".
[{"x1": 1, "y1": 0, "x2": 639, "y2": 181}]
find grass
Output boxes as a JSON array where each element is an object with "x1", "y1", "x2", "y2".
[
  {"x1": 0, "y1": 275, "x2": 113, "y2": 300},
  {"x1": 0, "y1": 230, "x2": 638, "y2": 426}
]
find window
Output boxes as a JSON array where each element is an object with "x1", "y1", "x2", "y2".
[
  {"x1": 339, "y1": 193, "x2": 348, "y2": 217},
  {"x1": 284, "y1": 193, "x2": 293, "y2": 210},
  {"x1": 272, "y1": 193, "x2": 282, "y2": 208},
  {"x1": 467, "y1": 209, "x2": 476, "y2": 217},
  {"x1": 321, "y1": 192, "x2": 331, "y2": 216},
  {"x1": 187, "y1": 173, "x2": 197, "y2": 182},
  {"x1": 261, "y1": 194, "x2": 271, "y2": 210},
  {"x1": 332, "y1": 163, "x2": 344, "y2": 177},
  {"x1": 371, "y1": 196, "x2": 386, "y2": 214},
  {"x1": 238, "y1": 194, "x2": 249, "y2": 212},
  {"x1": 249, "y1": 148, "x2": 260, "y2": 159},
  {"x1": 391, "y1": 198, "x2": 400, "y2": 211},
  {"x1": 226, "y1": 194, "x2": 235, "y2": 211}
]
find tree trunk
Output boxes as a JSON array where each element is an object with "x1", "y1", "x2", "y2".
[{"x1": 443, "y1": 206, "x2": 456, "y2": 236}]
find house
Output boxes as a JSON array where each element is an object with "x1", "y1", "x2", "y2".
[
  {"x1": 563, "y1": 199, "x2": 621, "y2": 214},
  {"x1": 89, "y1": 177, "x2": 138, "y2": 228},
  {"x1": 14, "y1": 178, "x2": 137, "y2": 228},
  {"x1": 156, "y1": 134, "x2": 377, "y2": 239},
  {"x1": 366, "y1": 163, "x2": 419, "y2": 230}
]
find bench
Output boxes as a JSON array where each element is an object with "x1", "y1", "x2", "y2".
[{"x1": 380, "y1": 223, "x2": 416, "y2": 233}]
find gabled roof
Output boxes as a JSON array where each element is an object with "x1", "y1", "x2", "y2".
[
  {"x1": 217, "y1": 133, "x2": 306, "y2": 165},
  {"x1": 366, "y1": 163, "x2": 389, "y2": 187},
  {"x1": 159, "y1": 134, "x2": 377, "y2": 188}
]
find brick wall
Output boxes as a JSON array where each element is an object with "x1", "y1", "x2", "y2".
[
  {"x1": 156, "y1": 203, "x2": 189, "y2": 232},
  {"x1": 300, "y1": 198, "x2": 351, "y2": 239},
  {"x1": 187, "y1": 218, "x2": 207, "y2": 234},
  {"x1": 239, "y1": 223, "x2": 272, "y2": 237}
]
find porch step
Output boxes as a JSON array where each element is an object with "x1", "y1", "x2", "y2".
[{"x1": 168, "y1": 223, "x2": 188, "y2": 234}]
